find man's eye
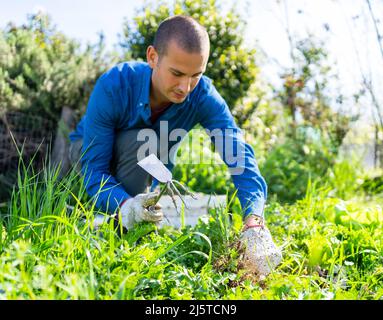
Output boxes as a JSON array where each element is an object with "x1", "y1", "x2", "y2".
[{"x1": 172, "y1": 72, "x2": 201, "y2": 79}]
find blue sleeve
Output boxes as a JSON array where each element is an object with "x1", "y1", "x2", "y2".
[
  {"x1": 81, "y1": 80, "x2": 130, "y2": 213},
  {"x1": 198, "y1": 84, "x2": 267, "y2": 218}
]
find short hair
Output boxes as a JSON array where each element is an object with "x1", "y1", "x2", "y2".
[{"x1": 153, "y1": 15, "x2": 210, "y2": 58}]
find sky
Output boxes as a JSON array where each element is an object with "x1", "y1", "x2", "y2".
[{"x1": 1, "y1": 0, "x2": 382, "y2": 124}]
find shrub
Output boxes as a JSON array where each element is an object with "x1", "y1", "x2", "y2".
[
  {"x1": 0, "y1": 12, "x2": 109, "y2": 121},
  {"x1": 261, "y1": 129, "x2": 333, "y2": 203}
]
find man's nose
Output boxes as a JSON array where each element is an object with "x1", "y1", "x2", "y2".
[{"x1": 178, "y1": 77, "x2": 192, "y2": 94}]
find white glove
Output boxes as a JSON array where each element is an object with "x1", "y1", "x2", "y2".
[
  {"x1": 119, "y1": 192, "x2": 164, "y2": 230},
  {"x1": 240, "y1": 226, "x2": 282, "y2": 279}
]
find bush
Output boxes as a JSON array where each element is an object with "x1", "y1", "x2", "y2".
[
  {"x1": 261, "y1": 129, "x2": 333, "y2": 203},
  {"x1": 0, "y1": 12, "x2": 109, "y2": 122},
  {"x1": 360, "y1": 175, "x2": 383, "y2": 195},
  {"x1": 326, "y1": 158, "x2": 366, "y2": 199},
  {"x1": 172, "y1": 130, "x2": 234, "y2": 195}
]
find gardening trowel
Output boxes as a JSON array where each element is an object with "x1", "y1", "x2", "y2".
[
  {"x1": 137, "y1": 153, "x2": 174, "y2": 206},
  {"x1": 137, "y1": 153, "x2": 197, "y2": 213},
  {"x1": 137, "y1": 153, "x2": 172, "y2": 184}
]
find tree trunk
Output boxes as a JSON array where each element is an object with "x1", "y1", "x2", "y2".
[
  {"x1": 374, "y1": 124, "x2": 378, "y2": 168},
  {"x1": 51, "y1": 106, "x2": 76, "y2": 177}
]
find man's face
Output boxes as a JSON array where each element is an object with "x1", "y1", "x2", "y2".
[{"x1": 147, "y1": 40, "x2": 209, "y2": 105}]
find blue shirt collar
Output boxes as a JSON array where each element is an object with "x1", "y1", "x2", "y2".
[{"x1": 139, "y1": 63, "x2": 152, "y2": 107}]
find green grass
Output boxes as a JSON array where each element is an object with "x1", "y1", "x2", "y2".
[{"x1": 0, "y1": 153, "x2": 382, "y2": 300}]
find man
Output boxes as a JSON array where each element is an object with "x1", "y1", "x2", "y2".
[{"x1": 69, "y1": 15, "x2": 282, "y2": 277}]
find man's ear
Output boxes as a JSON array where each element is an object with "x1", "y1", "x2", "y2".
[{"x1": 146, "y1": 45, "x2": 158, "y2": 68}]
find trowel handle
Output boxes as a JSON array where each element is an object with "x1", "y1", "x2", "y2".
[{"x1": 152, "y1": 183, "x2": 168, "y2": 204}]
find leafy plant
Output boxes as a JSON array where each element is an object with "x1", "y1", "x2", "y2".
[{"x1": 261, "y1": 132, "x2": 333, "y2": 203}]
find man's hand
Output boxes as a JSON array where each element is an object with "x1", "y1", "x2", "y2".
[
  {"x1": 240, "y1": 215, "x2": 282, "y2": 279},
  {"x1": 119, "y1": 192, "x2": 164, "y2": 230}
]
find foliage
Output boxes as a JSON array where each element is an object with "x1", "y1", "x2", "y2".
[
  {"x1": 172, "y1": 129, "x2": 235, "y2": 196},
  {"x1": 118, "y1": 0, "x2": 259, "y2": 111},
  {"x1": 360, "y1": 174, "x2": 383, "y2": 196},
  {"x1": 260, "y1": 126, "x2": 370, "y2": 204},
  {"x1": 260, "y1": 130, "x2": 334, "y2": 203},
  {"x1": 0, "y1": 157, "x2": 382, "y2": 300},
  {"x1": 0, "y1": 12, "x2": 110, "y2": 122},
  {"x1": 326, "y1": 157, "x2": 366, "y2": 200}
]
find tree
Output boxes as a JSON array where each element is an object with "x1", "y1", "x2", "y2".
[
  {"x1": 0, "y1": 11, "x2": 110, "y2": 122},
  {"x1": 364, "y1": 0, "x2": 383, "y2": 167},
  {"x1": 275, "y1": 37, "x2": 356, "y2": 153}
]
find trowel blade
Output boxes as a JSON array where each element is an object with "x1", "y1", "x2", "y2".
[{"x1": 137, "y1": 153, "x2": 172, "y2": 183}]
